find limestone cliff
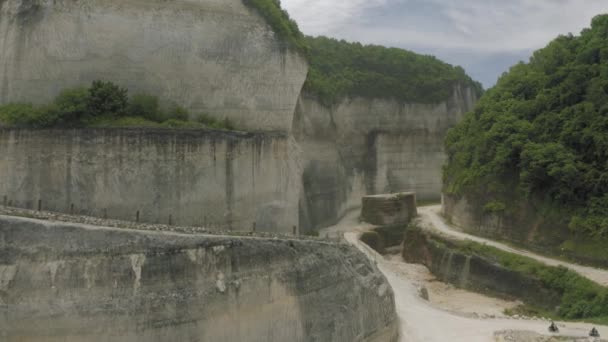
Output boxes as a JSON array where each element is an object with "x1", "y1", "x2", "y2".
[
  {"x1": 0, "y1": 0, "x2": 308, "y2": 132},
  {"x1": 0, "y1": 215, "x2": 399, "y2": 342},
  {"x1": 294, "y1": 85, "x2": 477, "y2": 231},
  {"x1": 0, "y1": 128, "x2": 301, "y2": 232}
]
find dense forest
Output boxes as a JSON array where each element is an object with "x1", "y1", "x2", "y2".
[
  {"x1": 304, "y1": 36, "x2": 483, "y2": 106},
  {"x1": 444, "y1": 15, "x2": 608, "y2": 239}
]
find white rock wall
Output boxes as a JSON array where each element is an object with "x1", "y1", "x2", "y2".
[
  {"x1": 0, "y1": 0, "x2": 308, "y2": 131},
  {"x1": 0, "y1": 215, "x2": 399, "y2": 342},
  {"x1": 294, "y1": 85, "x2": 477, "y2": 230},
  {"x1": 0, "y1": 128, "x2": 301, "y2": 232}
]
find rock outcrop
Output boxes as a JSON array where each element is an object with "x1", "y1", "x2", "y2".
[
  {"x1": 402, "y1": 226, "x2": 561, "y2": 309},
  {"x1": 0, "y1": 0, "x2": 308, "y2": 132},
  {"x1": 0, "y1": 215, "x2": 399, "y2": 342},
  {"x1": 0, "y1": 128, "x2": 301, "y2": 232},
  {"x1": 294, "y1": 85, "x2": 477, "y2": 231},
  {"x1": 361, "y1": 192, "x2": 417, "y2": 226}
]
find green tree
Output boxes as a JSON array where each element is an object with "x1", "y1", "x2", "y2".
[
  {"x1": 444, "y1": 14, "x2": 608, "y2": 238},
  {"x1": 87, "y1": 80, "x2": 128, "y2": 117}
]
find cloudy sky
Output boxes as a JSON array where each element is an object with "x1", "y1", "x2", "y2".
[{"x1": 281, "y1": 0, "x2": 608, "y2": 87}]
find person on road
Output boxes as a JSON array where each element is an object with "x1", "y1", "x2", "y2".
[
  {"x1": 590, "y1": 327, "x2": 600, "y2": 337},
  {"x1": 548, "y1": 322, "x2": 559, "y2": 333}
]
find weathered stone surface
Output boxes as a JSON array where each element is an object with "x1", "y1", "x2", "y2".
[
  {"x1": 0, "y1": 0, "x2": 308, "y2": 132},
  {"x1": 0, "y1": 215, "x2": 399, "y2": 342},
  {"x1": 0, "y1": 128, "x2": 301, "y2": 233},
  {"x1": 361, "y1": 193, "x2": 417, "y2": 226},
  {"x1": 294, "y1": 85, "x2": 477, "y2": 231},
  {"x1": 402, "y1": 227, "x2": 561, "y2": 309}
]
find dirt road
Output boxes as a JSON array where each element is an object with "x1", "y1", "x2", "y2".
[
  {"x1": 324, "y1": 211, "x2": 608, "y2": 342},
  {"x1": 418, "y1": 205, "x2": 608, "y2": 286}
]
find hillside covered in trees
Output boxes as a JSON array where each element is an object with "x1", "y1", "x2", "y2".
[
  {"x1": 445, "y1": 15, "x2": 608, "y2": 244},
  {"x1": 303, "y1": 36, "x2": 483, "y2": 106},
  {"x1": 245, "y1": 2, "x2": 483, "y2": 107}
]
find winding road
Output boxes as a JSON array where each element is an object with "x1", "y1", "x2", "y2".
[
  {"x1": 323, "y1": 207, "x2": 608, "y2": 342},
  {"x1": 418, "y1": 205, "x2": 608, "y2": 287}
]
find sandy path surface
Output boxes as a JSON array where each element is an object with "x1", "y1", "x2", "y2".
[
  {"x1": 323, "y1": 211, "x2": 608, "y2": 342},
  {"x1": 418, "y1": 205, "x2": 608, "y2": 287},
  {"x1": 384, "y1": 254, "x2": 520, "y2": 318}
]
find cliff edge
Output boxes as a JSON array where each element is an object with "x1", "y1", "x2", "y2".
[{"x1": 0, "y1": 0, "x2": 308, "y2": 132}]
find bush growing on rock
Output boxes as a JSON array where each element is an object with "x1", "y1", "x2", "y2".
[
  {"x1": 88, "y1": 80, "x2": 128, "y2": 117},
  {"x1": 0, "y1": 81, "x2": 238, "y2": 130},
  {"x1": 127, "y1": 94, "x2": 163, "y2": 122},
  {"x1": 243, "y1": 0, "x2": 308, "y2": 53},
  {"x1": 54, "y1": 87, "x2": 91, "y2": 125}
]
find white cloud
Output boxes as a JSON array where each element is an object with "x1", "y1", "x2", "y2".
[
  {"x1": 281, "y1": 0, "x2": 608, "y2": 86},
  {"x1": 282, "y1": 0, "x2": 608, "y2": 53},
  {"x1": 280, "y1": 0, "x2": 389, "y2": 35}
]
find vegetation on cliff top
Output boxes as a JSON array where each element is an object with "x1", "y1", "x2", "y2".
[
  {"x1": 0, "y1": 81, "x2": 235, "y2": 130},
  {"x1": 304, "y1": 36, "x2": 483, "y2": 106},
  {"x1": 243, "y1": 0, "x2": 483, "y2": 106},
  {"x1": 243, "y1": 0, "x2": 308, "y2": 54},
  {"x1": 444, "y1": 15, "x2": 608, "y2": 239}
]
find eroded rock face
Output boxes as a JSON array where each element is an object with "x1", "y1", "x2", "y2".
[
  {"x1": 294, "y1": 85, "x2": 477, "y2": 231},
  {"x1": 0, "y1": 128, "x2": 301, "y2": 232},
  {"x1": 0, "y1": 0, "x2": 308, "y2": 131},
  {"x1": 0, "y1": 215, "x2": 399, "y2": 342}
]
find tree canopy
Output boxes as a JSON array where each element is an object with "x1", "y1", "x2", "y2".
[
  {"x1": 444, "y1": 15, "x2": 608, "y2": 238},
  {"x1": 304, "y1": 36, "x2": 482, "y2": 106}
]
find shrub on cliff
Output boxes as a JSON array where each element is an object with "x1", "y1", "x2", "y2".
[
  {"x1": 0, "y1": 103, "x2": 61, "y2": 128},
  {"x1": 0, "y1": 81, "x2": 238, "y2": 130},
  {"x1": 243, "y1": 0, "x2": 308, "y2": 54},
  {"x1": 127, "y1": 94, "x2": 163, "y2": 122},
  {"x1": 444, "y1": 15, "x2": 608, "y2": 239},
  {"x1": 304, "y1": 36, "x2": 482, "y2": 106},
  {"x1": 54, "y1": 87, "x2": 91, "y2": 125},
  {"x1": 88, "y1": 80, "x2": 129, "y2": 118}
]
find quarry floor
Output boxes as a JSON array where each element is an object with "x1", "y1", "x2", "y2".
[{"x1": 323, "y1": 208, "x2": 608, "y2": 342}]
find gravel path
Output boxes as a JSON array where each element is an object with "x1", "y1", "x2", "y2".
[{"x1": 418, "y1": 205, "x2": 608, "y2": 287}]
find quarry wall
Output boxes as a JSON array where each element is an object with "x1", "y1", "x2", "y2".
[
  {"x1": 294, "y1": 85, "x2": 477, "y2": 231},
  {"x1": 0, "y1": 128, "x2": 301, "y2": 232},
  {"x1": 0, "y1": 0, "x2": 308, "y2": 132},
  {"x1": 0, "y1": 215, "x2": 399, "y2": 342},
  {"x1": 402, "y1": 227, "x2": 561, "y2": 309}
]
